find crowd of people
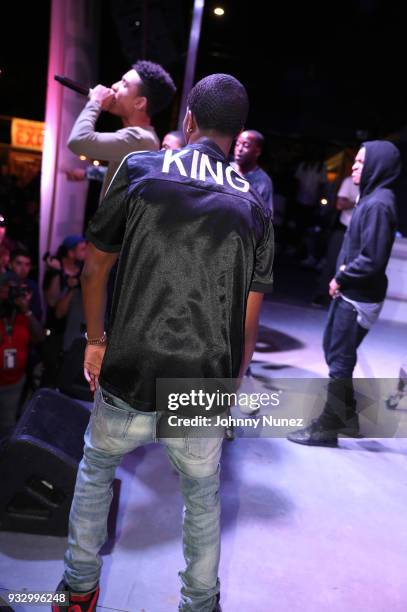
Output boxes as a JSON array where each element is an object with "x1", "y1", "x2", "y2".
[
  {"x1": 0, "y1": 222, "x2": 89, "y2": 434},
  {"x1": 0, "y1": 58, "x2": 402, "y2": 612},
  {"x1": 0, "y1": 136, "x2": 361, "y2": 441}
]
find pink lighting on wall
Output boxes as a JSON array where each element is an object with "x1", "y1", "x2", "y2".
[{"x1": 40, "y1": 0, "x2": 98, "y2": 282}]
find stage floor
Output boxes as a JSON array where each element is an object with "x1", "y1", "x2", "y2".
[{"x1": 1, "y1": 300, "x2": 406, "y2": 612}]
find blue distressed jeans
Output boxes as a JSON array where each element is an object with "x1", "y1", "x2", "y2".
[{"x1": 63, "y1": 386, "x2": 224, "y2": 612}]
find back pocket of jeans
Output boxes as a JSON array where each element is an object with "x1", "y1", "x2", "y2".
[{"x1": 94, "y1": 391, "x2": 133, "y2": 438}]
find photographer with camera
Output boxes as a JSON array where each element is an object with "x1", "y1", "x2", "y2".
[
  {"x1": 42, "y1": 235, "x2": 87, "y2": 386},
  {"x1": 0, "y1": 273, "x2": 44, "y2": 437},
  {"x1": 8, "y1": 247, "x2": 42, "y2": 321}
]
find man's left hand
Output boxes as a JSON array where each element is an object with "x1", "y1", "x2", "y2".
[
  {"x1": 84, "y1": 344, "x2": 106, "y2": 393},
  {"x1": 329, "y1": 278, "x2": 341, "y2": 298}
]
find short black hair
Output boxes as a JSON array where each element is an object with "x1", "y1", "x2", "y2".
[
  {"x1": 11, "y1": 247, "x2": 31, "y2": 262},
  {"x1": 187, "y1": 74, "x2": 249, "y2": 137},
  {"x1": 245, "y1": 129, "x2": 265, "y2": 151},
  {"x1": 132, "y1": 60, "x2": 176, "y2": 116}
]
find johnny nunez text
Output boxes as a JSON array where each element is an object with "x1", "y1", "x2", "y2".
[{"x1": 167, "y1": 415, "x2": 304, "y2": 428}]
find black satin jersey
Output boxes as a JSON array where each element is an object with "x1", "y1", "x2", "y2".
[{"x1": 86, "y1": 139, "x2": 274, "y2": 410}]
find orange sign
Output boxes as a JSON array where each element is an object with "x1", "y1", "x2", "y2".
[{"x1": 11, "y1": 118, "x2": 45, "y2": 152}]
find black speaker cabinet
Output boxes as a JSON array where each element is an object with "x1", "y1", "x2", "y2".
[{"x1": 0, "y1": 388, "x2": 91, "y2": 536}]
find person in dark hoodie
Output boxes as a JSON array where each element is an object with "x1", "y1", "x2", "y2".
[{"x1": 288, "y1": 140, "x2": 401, "y2": 446}]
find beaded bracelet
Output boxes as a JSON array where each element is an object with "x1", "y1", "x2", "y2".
[{"x1": 85, "y1": 331, "x2": 107, "y2": 345}]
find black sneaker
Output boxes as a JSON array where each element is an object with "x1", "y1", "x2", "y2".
[
  {"x1": 287, "y1": 419, "x2": 338, "y2": 447},
  {"x1": 52, "y1": 580, "x2": 100, "y2": 612}
]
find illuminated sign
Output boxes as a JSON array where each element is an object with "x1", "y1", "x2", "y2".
[{"x1": 11, "y1": 118, "x2": 45, "y2": 152}]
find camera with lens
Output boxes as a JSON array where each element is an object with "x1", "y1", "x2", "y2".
[
  {"x1": 8, "y1": 282, "x2": 30, "y2": 303},
  {"x1": 0, "y1": 275, "x2": 31, "y2": 317}
]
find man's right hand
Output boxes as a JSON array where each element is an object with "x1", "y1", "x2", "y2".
[
  {"x1": 329, "y1": 277, "x2": 341, "y2": 297},
  {"x1": 89, "y1": 85, "x2": 115, "y2": 111}
]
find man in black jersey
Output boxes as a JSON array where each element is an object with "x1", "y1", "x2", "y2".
[{"x1": 54, "y1": 74, "x2": 274, "y2": 612}]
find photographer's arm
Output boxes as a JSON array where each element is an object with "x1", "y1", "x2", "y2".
[
  {"x1": 43, "y1": 274, "x2": 61, "y2": 308},
  {"x1": 54, "y1": 277, "x2": 79, "y2": 319},
  {"x1": 26, "y1": 312, "x2": 46, "y2": 343}
]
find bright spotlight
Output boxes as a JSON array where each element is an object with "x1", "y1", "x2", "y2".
[{"x1": 214, "y1": 7, "x2": 225, "y2": 16}]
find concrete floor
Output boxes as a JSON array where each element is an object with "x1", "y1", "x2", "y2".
[{"x1": 1, "y1": 299, "x2": 406, "y2": 612}]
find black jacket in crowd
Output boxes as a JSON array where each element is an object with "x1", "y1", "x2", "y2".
[{"x1": 335, "y1": 140, "x2": 401, "y2": 302}]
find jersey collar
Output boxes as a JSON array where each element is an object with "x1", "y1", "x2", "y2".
[{"x1": 185, "y1": 138, "x2": 227, "y2": 162}]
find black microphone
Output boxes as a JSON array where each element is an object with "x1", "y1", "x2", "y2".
[{"x1": 54, "y1": 74, "x2": 89, "y2": 96}]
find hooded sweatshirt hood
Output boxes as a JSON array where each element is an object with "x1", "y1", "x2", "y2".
[{"x1": 359, "y1": 140, "x2": 401, "y2": 198}]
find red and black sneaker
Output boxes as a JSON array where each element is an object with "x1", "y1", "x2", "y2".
[{"x1": 52, "y1": 580, "x2": 99, "y2": 612}]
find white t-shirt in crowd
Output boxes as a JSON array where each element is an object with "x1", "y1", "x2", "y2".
[
  {"x1": 337, "y1": 176, "x2": 359, "y2": 227},
  {"x1": 295, "y1": 162, "x2": 327, "y2": 206}
]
